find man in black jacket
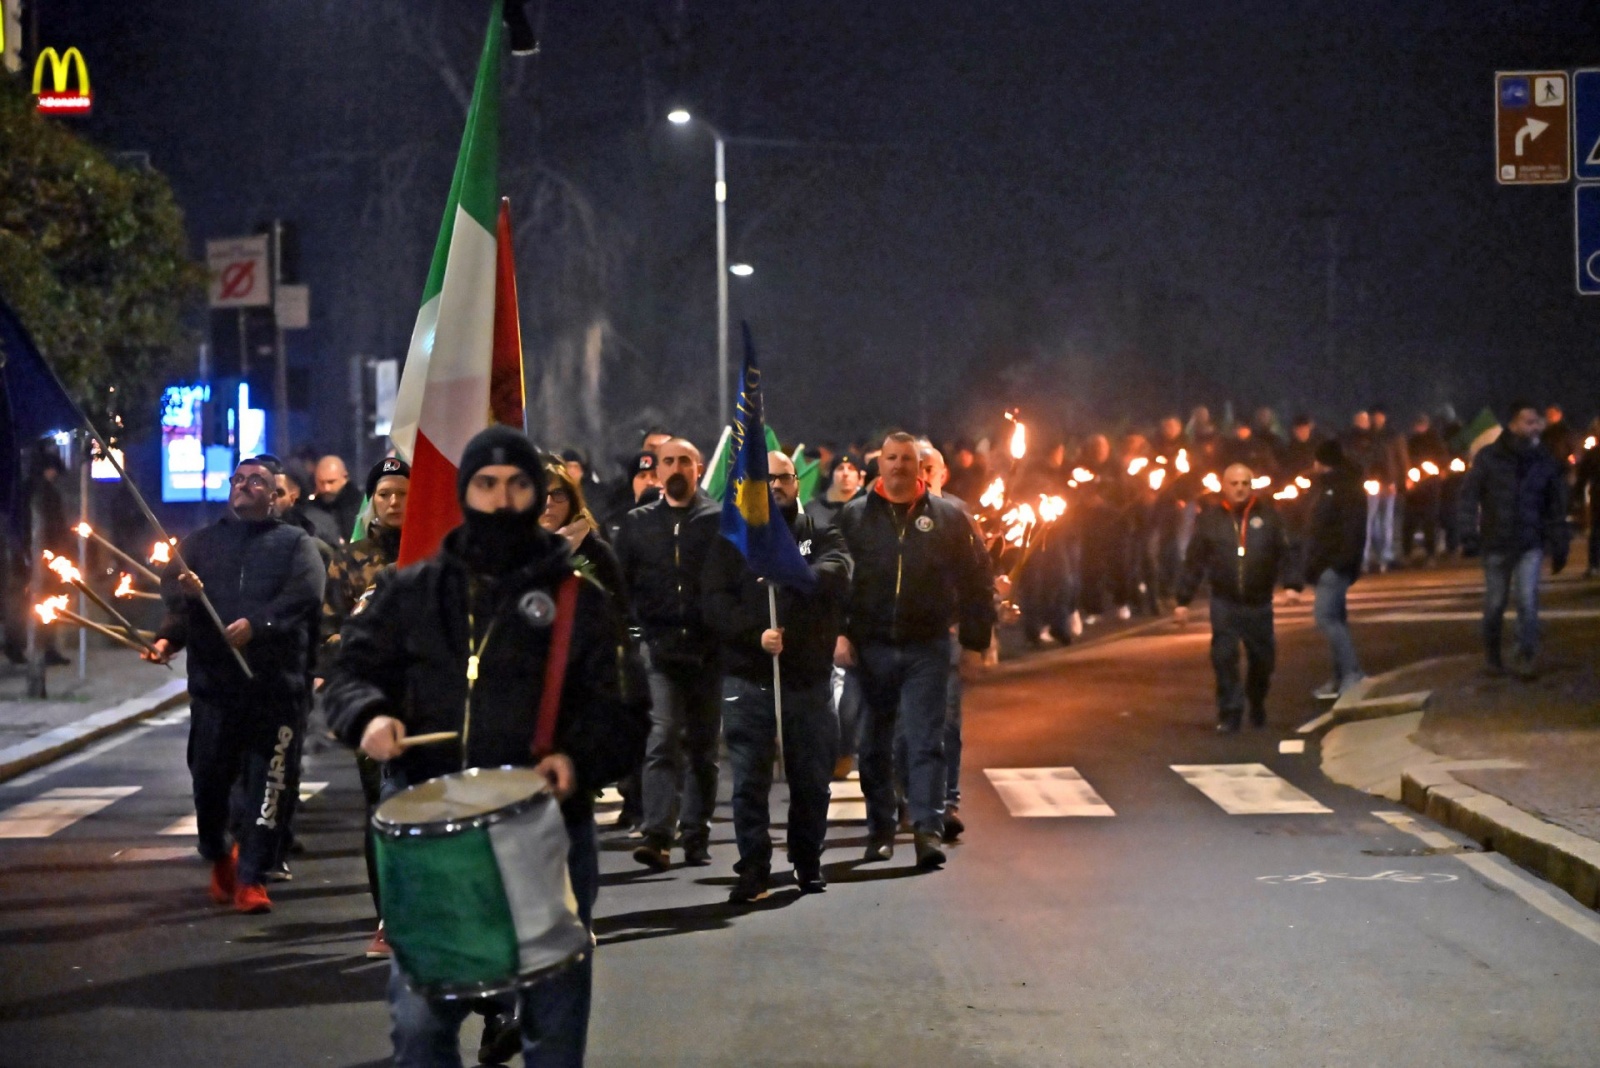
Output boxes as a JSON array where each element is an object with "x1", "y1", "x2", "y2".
[
  {"x1": 1302, "y1": 441, "x2": 1368, "y2": 699},
  {"x1": 147, "y1": 455, "x2": 325, "y2": 913},
  {"x1": 1175, "y1": 463, "x2": 1300, "y2": 732},
  {"x1": 324, "y1": 426, "x2": 649, "y2": 1067},
  {"x1": 304, "y1": 455, "x2": 364, "y2": 547},
  {"x1": 615, "y1": 437, "x2": 725, "y2": 870},
  {"x1": 1457, "y1": 403, "x2": 1570, "y2": 677},
  {"x1": 703, "y1": 451, "x2": 852, "y2": 901},
  {"x1": 836, "y1": 432, "x2": 996, "y2": 869}
]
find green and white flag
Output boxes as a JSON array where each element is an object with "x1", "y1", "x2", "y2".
[{"x1": 1455, "y1": 406, "x2": 1502, "y2": 460}]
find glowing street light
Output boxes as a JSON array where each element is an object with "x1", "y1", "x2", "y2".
[
  {"x1": 729, "y1": 263, "x2": 754, "y2": 277},
  {"x1": 667, "y1": 109, "x2": 692, "y2": 125}
]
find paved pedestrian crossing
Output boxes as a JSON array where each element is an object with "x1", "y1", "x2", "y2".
[{"x1": 0, "y1": 782, "x2": 329, "y2": 840}]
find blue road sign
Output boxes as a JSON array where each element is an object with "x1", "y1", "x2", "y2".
[
  {"x1": 1575, "y1": 184, "x2": 1600, "y2": 295},
  {"x1": 1575, "y1": 70, "x2": 1600, "y2": 181}
]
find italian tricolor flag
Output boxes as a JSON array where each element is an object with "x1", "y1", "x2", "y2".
[{"x1": 391, "y1": 0, "x2": 525, "y2": 567}]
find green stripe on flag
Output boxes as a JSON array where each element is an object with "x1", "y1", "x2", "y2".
[{"x1": 706, "y1": 424, "x2": 781, "y2": 501}]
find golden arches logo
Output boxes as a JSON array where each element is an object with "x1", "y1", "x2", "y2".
[{"x1": 33, "y1": 46, "x2": 92, "y2": 116}]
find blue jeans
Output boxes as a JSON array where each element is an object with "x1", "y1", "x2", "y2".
[
  {"x1": 722, "y1": 674, "x2": 838, "y2": 871},
  {"x1": 387, "y1": 801, "x2": 599, "y2": 1068},
  {"x1": 1208, "y1": 599, "x2": 1275, "y2": 725},
  {"x1": 1365, "y1": 489, "x2": 1398, "y2": 567},
  {"x1": 1483, "y1": 549, "x2": 1543, "y2": 662},
  {"x1": 1312, "y1": 569, "x2": 1362, "y2": 685},
  {"x1": 896, "y1": 636, "x2": 963, "y2": 806},
  {"x1": 640, "y1": 658, "x2": 722, "y2": 850},
  {"x1": 857, "y1": 640, "x2": 950, "y2": 837}
]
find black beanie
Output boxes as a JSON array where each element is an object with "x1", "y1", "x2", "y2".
[
  {"x1": 1314, "y1": 439, "x2": 1344, "y2": 466},
  {"x1": 365, "y1": 456, "x2": 411, "y2": 499},
  {"x1": 456, "y1": 425, "x2": 546, "y2": 508}
]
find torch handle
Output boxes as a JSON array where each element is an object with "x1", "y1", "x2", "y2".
[
  {"x1": 89, "y1": 531, "x2": 162, "y2": 585},
  {"x1": 58, "y1": 608, "x2": 148, "y2": 655},
  {"x1": 72, "y1": 579, "x2": 156, "y2": 654}
]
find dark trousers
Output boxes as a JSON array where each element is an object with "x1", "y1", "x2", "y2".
[
  {"x1": 857, "y1": 639, "x2": 950, "y2": 838},
  {"x1": 1589, "y1": 498, "x2": 1600, "y2": 571},
  {"x1": 1019, "y1": 531, "x2": 1078, "y2": 640},
  {"x1": 357, "y1": 750, "x2": 385, "y2": 913},
  {"x1": 187, "y1": 696, "x2": 307, "y2": 886},
  {"x1": 1208, "y1": 599, "x2": 1275, "y2": 726},
  {"x1": 722, "y1": 674, "x2": 838, "y2": 872}
]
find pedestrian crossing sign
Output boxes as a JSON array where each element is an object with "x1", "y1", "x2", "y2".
[{"x1": 1573, "y1": 69, "x2": 1600, "y2": 182}]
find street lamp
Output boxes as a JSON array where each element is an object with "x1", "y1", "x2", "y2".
[
  {"x1": 666, "y1": 109, "x2": 730, "y2": 426},
  {"x1": 729, "y1": 263, "x2": 754, "y2": 277}
]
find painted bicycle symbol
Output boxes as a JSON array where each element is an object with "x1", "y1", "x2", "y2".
[{"x1": 1257, "y1": 870, "x2": 1458, "y2": 886}]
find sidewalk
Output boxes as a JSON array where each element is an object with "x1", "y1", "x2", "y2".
[{"x1": 0, "y1": 641, "x2": 187, "y2": 783}]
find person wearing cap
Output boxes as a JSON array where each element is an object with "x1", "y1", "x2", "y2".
[
  {"x1": 1302, "y1": 439, "x2": 1369, "y2": 699},
  {"x1": 806, "y1": 450, "x2": 865, "y2": 529},
  {"x1": 315, "y1": 456, "x2": 410, "y2": 958},
  {"x1": 325, "y1": 425, "x2": 649, "y2": 1066},
  {"x1": 601, "y1": 451, "x2": 660, "y2": 544},
  {"x1": 146, "y1": 455, "x2": 327, "y2": 914}
]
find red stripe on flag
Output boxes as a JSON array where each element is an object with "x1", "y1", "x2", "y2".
[
  {"x1": 397, "y1": 431, "x2": 463, "y2": 568},
  {"x1": 490, "y1": 197, "x2": 525, "y2": 429}
]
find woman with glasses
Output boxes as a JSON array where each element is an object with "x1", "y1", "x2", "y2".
[{"x1": 541, "y1": 463, "x2": 626, "y2": 611}]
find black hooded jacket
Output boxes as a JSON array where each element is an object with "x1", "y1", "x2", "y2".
[
  {"x1": 156, "y1": 514, "x2": 326, "y2": 707},
  {"x1": 323, "y1": 525, "x2": 650, "y2": 814},
  {"x1": 1302, "y1": 461, "x2": 1369, "y2": 584},
  {"x1": 701, "y1": 508, "x2": 852, "y2": 686},
  {"x1": 1456, "y1": 433, "x2": 1570, "y2": 560},
  {"x1": 1176, "y1": 496, "x2": 1298, "y2": 607},
  {"x1": 614, "y1": 491, "x2": 724, "y2": 668}
]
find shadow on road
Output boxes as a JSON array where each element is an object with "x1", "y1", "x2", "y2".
[{"x1": 594, "y1": 889, "x2": 800, "y2": 946}]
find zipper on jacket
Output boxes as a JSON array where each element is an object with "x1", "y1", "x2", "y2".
[{"x1": 890, "y1": 502, "x2": 914, "y2": 641}]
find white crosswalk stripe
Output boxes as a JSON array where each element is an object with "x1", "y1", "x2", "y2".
[
  {"x1": 0, "y1": 786, "x2": 141, "y2": 838},
  {"x1": 1170, "y1": 763, "x2": 1332, "y2": 815},
  {"x1": 827, "y1": 778, "x2": 867, "y2": 822},
  {"x1": 158, "y1": 781, "x2": 331, "y2": 837},
  {"x1": 984, "y1": 767, "x2": 1115, "y2": 817}
]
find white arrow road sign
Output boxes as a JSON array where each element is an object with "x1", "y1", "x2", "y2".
[{"x1": 1514, "y1": 117, "x2": 1550, "y2": 157}]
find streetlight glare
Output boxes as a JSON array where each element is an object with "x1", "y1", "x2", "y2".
[
  {"x1": 729, "y1": 263, "x2": 754, "y2": 277},
  {"x1": 667, "y1": 109, "x2": 692, "y2": 125}
]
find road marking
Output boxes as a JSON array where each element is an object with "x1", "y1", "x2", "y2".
[
  {"x1": 298, "y1": 781, "x2": 328, "y2": 802},
  {"x1": 1278, "y1": 740, "x2": 1306, "y2": 754},
  {"x1": 1364, "y1": 609, "x2": 1600, "y2": 623},
  {"x1": 984, "y1": 767, "x2": 1115, "y2": 817},
  {"x1": 3, "y1": 707, "x2": 191, "y2": 790},
  {"x1": 827, "y1": 778, "x2": 866, "y2": 822},
  {"x1": 159, "y1": 814, "x2": 198, "y2": 837},
  {"x1": 595, "y1": 786, "x2": 623, "y2": 827},
  {"x1": 0, "y1": 786, "x2": 141, "y2": 838},
  {"x1": 1375, "y1": 811, "x2": 1600, "y2": 949},
  {"x1": 1258, "y1": 870, "x2": 1457, "y2": 885},
  {"x1": 1171, "y1": 763, "x2": 1332, "y2": 815},
  {"x1": 113, "y1": 846, "x2": 194, "y2": 863}
]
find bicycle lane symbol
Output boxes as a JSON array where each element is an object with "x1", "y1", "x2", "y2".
[{"x1": 1257, "y1": 871, "x2": 1459, "y2": 886}]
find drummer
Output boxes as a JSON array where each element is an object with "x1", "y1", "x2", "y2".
[{"x1": 325, "y1": 426, "x2": 650, "y2": 1067}]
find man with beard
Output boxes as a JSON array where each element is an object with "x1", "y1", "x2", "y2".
[
  {"x1": 702, "y1": 451, "x2": 851, "y2": 901},
  {"x1": 326, "y1": 426, "x2": 649, "y2": 1066},
  {"x1": 147, "y1": 455, "x2": 326, "y2": 913},
  {"x1": 305, "y1": 455, "x2": 364, "y2": 548},
  {"x1": 615, "y1": 438, "x2": 725, "y2": 869},
  {"x1": 1457, "y1": 402, "x2": 1570, "y2": 678}
]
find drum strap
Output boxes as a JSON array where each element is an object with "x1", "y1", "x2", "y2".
[{"x1": 532, "y1": 573, "x2": 582, "y2": 759}]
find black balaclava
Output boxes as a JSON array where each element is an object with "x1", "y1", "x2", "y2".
[{"x1": 456, "y1": 426, "x2": 547, "y2": 574}]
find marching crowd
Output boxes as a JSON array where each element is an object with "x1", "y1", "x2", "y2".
[{"x1": 2, "y1": 395, "x2": 1587, "y2": 1066}]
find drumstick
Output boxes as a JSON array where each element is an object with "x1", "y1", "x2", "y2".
[{"x1": 396, "y1": 731, "x2": 460, "y2": 751}]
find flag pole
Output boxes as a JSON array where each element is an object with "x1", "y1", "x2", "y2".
[
  {"x1": 767, "y1": 582, "x2": 786, "y2": 783},
  {"x1": 700, "y1": 425, "x2": 732, "y2": 491}
]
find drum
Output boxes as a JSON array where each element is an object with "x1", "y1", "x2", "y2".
[{"x1": 372, "y1": 765, "x2": 589, "y2": 1000}]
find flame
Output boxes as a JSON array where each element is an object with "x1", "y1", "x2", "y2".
[
  {"x1": 1037, "y1": 495, "x2": 1067, "y2": 523},
  {"x1": 150, "y1": 541, "x2": 172, "y2": 565},
  {"x1": 44, "y1": 552, "x2": 82, "y2": 585},
  {"x1": 979, "y1": 478, "x2": 1007, "y2": 510},
  {"x1": 1148, "y1": 468, "x2": 1167, "y2": 491},
  {"x1": 1273, "y1": 484, "x2": 1300, "y2": 500},
  {"x1": 1586, "y1": 436, "x2": 1597, "y2": 452},
  {"x1": 1071, "y1": 467, "x2": 1095, "y2": 483},
  {"x1": 1009, "y1": 418, "x2": 1027, "y2": 460},
  {"x1": 1450, "y1": 458, "x2": 1466, "y2": 474},
  {"x1": 1202, "y1": 472, "x2": 1221, "y2": 494},
  {"x1": 1127, "y1": 457, "x2": 1149, "y2": 476},
  {"x1": 1155, "y1": 456, "x2": 1167, "y2": 465},
  {"x1": 1295, "y1": 476, "x2": 1312, "y2": 489},
  {"x1": 1175, "y1": 449, "x2": 1191, "y2": 474},
  {"x1": 1420, "y1": 461, "x2": 1439, "y2": 477},
  {"x1": 1407, "y1": 467, "x2": 1421, "y2": 483},
  {"x1": 114, "y1": 573, "x2": 135, "y2": 599},
  {"x1": 35, "y1": 594, "x2": 69, "y2": 624},
  {"x1": 1364, "y1": 479, "x2": 1380, "y2": 497},
  {"x1": 1000, "y1": 503, "x2": 1037, "y2": 546},
  {"x1": 1251, "y1": 475, "x2": 1272, "y2": 490},
  {"x1": 74, "y1": 521, "x2": 92, "y2": 538}
]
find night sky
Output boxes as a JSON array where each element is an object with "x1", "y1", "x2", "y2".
[{"x1": 33, "y1": 0, "x2": 1600, "y2": 459}]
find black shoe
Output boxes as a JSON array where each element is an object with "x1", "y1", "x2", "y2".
[
  {"x1": 862, "y1": 836, "x2": 895, "y2": 863},
  {"x1": 941, "y1": 806, "x2": 964, "y2": 843},
  {"x1": 1247, "y1": 706, "x2": 1266, "y2": 728},
  {"x1": 631, "y1": 842, "x2": 670, "y2": 871},
  {"x1": 913, "y1": 833, "x2": 946, "y2": 870},
  {"x1": 794, "y1": 863, "x2": 827, "y2": 894},
  {"x1": 43, "y1": 649, "x2": 70, "y2": 666},
  {"x1": 728, "y1": 866, "x2": 771, "y2": 904},
  {"x1": 681, "y1": 838, "x2": 711, "y2": 866},
  {"x1": 1215, "y1": 719, "x2": 1241, "y2": 734},
  {"x1": 477, "y1": 1003, "x2": 521, "y2": 1065}
]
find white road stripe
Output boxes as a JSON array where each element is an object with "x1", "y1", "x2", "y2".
[
  {"x1": 159, "y1": 814, "x2": 198, "y2": 837},
  {"x1": 985, "y1": 767, "x2": 1115, "y2": 817},
  {"x1": 1171, "y1": 763, "x2": 1331, "y2": 815},
  {"x1": 1364, "y1": 609, "x2": 1600, "y2": 623},
  {"x1": 0, "y1": 786, "x2": 141, "y2": 838},
  {"x1": 298, "y1": 781, "x2": 328, "y2": 802},
  {"x1": 827, "y1": 778, "x2": 866, "y2": 822}
]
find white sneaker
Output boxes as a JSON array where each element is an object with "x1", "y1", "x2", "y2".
[
  {"x1": 1115, "y1": 605, "x2": 1132, "y2": 621},
  {"x1": 1084, "y1": 614, "x2": 1100, "y2": 626},
  {"x1": 1069, "y1": 611, "x2": 1084, "y2": 637},
  {"x1": 1312, "y1": 679, "x2": 1340, "y2": 700}
]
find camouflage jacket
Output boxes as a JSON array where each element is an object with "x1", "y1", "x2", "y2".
[{"x1": 318, "y1": 525, "x2": 399, "y2": 676}]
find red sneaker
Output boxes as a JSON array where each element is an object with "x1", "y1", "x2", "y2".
[
  {"x1": 364, "y1": 922, "x2": 391, "y2": 959},
  {"x1": 234, "y1": 883, "x2": 272, "y2": 914},
  {"x1": 208, "y1": 844, "x2": 238, "y2": 904}
]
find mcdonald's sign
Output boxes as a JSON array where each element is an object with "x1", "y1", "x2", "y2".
[{"x1": 33, "y1": 46, "x2": 92, "y2": 116}]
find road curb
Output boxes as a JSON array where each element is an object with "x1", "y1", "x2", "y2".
[
  {"x1": 1402, "y1": 764, "x2": 1600, "y2": 911},
  {"x1": 0, "y1": 678, "x2": 188, "y2": 785}
]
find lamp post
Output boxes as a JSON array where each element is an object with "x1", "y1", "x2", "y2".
[{"x1": 668, "y1": 109, "x2": 731, "y2": 426}]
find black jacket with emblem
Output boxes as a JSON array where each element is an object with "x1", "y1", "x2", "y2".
[
  {"x1": 835, "y1": 485, "x2": 996, "y2": 652},
  {"x1": 323, "y1": 526, "x2": 650, "y2": 814},
  {"x1": 701, "y1": 507, "x2": 852, "y2": 686},
  {"x1": 1176, "y1": 496, "x2": 1299, "y2": 607},
  {"x1": 614, "y1": 492, "x2": 724, "y2": 669},
  {"x1": 1302, "y1": 460, "x2": 1369, "y2": 585}
]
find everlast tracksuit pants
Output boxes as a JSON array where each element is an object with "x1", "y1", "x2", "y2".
[{"x1": 187, "y1": 697, "x2": 306, "y2": 886}]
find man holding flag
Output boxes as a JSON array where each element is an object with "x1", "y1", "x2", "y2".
[{"x1": 702, "y1": 331, "x2": 852, "y2": 902}]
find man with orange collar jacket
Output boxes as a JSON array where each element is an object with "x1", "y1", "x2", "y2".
[
  {"x1": 1174, "y1": 462, "x2": 1300, "y2": 732},
  {"x1": 834, "y1": 432, "x2": 995, "y2": 870}
]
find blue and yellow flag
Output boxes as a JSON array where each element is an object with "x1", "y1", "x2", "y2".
[{"x1": 719, "y1": 324, "x2": 816, "y2": 592}]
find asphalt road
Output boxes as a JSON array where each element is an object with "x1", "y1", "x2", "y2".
[{"x1": 1, "y1": 563, "x2": 1598, "y2": 1067}]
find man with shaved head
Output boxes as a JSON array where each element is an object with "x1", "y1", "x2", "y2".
[
  {"x1": 1174, "y1": 463, "x2": 1300, "y2": 732},
  {"x1": 305, "y1": 454, "x2": 364, "y2": 547}
]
